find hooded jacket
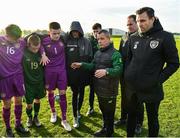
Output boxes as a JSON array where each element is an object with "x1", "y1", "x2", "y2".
[
  {"x1": 65, "y1": 21, "x2": 92, "y2": 86},
  {"x1": 124, "y1": 19, "x2": 179, "y2": 102}
]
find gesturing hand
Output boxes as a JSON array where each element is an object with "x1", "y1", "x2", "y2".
[
  {"x1": 95, "y1": 69, "x2": 107, "y2": 78},
  {"x1": 40, "y1": 54, "x2": 50, "y2": 66},
  {"x1": 71, "y1": 62, "x2": 82, "y2": 69}
]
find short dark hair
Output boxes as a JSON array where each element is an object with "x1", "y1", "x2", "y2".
[
  {"x1": 5, "y1": 24, "x2": 22, "y2": 40},
  {"x1": 136, "y1": 7, "x2": 155, "y2": 18},
  {"x1": 49, "y1": 22, "x2": 61, "y2": 30},
  {"x1": 27, "y1": 34, "x2": 41, "y2": 46},
  {"x1": 98, "y1": 29, "x2": 110, "y2": 38},
  {"x1": 92, "y1": 23, "x2": 102, "y2": 30},
  {"x1": 128, "y1": 14, "x2": 136, "y2": 22}
]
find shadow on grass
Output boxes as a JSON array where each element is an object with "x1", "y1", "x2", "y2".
[
  {"x1": 115, "y1": 125, "x2": 165, "y2": 137},
  {"x1": 113, "y1": 132, "x2": 123, "y2": 137},
  {"x1": 64, "y1": 112, "x2": 103, "y2": 137},
  {"x1": 67, "y1": 129, "x2": 83, "y2": 137},
  {"x1": 80, "y1": 111, "x2": 102, "y2": 128},
  {"x1": 18, "y1": 116, "x2": 62, "y2": 137},
  {"x1": 68, "y1": 121, "x2": 96, "y2": 137},
  {"x1": 135, "y1": 127, "x2": 164, "y2": 137},
  {"x1": 30, "y1": 124, "x2": 54, "y2": 137},
  {"x1": 114, "y1": 123, "x2": 127, "y2": 132},
  {"x1": 15, "y1": 130, "x2": 31, "y2": 137}
]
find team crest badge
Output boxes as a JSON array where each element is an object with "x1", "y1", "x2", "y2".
[
  {"x1": 150, "y1": 40, "x2": 159, "y2": 49},
  {"x1": 47, "y1": 45, "x2": 51, "y2": 48},
  {"x1": 70, "y1": 48, "x2": 74, "y2": 52},
  {"x1": 133, "y1": 41, "x2": 139, "y2": 49},
  {"x1": 15, "y1": 43, "x2": 20, "y2": 48},
  {"x1": 26, "y1": 58, "x2": 31, "y2": 62}
]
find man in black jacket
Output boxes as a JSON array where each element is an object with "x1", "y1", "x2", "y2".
[
  {"x1": 114, "y1": 14, "x2": 144, "y2": 134},
  {"x1": 64, "y1": 21, "x2": 92, "y2": 128},
  {"x1": 124, "y1": 7, "x2": 179, "y2": 137}
]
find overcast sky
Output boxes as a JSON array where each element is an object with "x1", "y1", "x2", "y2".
[{"x1": 0, "y1": 0, "x2": 179, "y2": 33}]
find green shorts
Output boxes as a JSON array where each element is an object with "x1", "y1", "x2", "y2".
[{"x1": 25, "y1": 82, "x2": 46, "y2": 104}]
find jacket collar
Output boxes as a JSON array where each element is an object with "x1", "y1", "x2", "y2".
[{"x1": 139, "y1": 18, "x2": 163, "y2": 37}]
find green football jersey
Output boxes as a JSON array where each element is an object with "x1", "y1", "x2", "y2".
[{"x1": 23, "y1": 48, "x2": 44, "y2": 84}]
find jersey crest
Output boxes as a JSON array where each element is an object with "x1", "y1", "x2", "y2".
[
  {"x1": 15, "y1": 43, "x2": 20, "y2": 48},
  {"x1": 150, "y1": 40, "x2": 159, "y2": 49}
]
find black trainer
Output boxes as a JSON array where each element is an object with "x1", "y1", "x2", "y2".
[
  {"x1": 114, "y1": 119, "x2": 127, "y2": 126},
  {"x1": 6, "y1": 128, "x2": 14, "y2": 137},
  {"x1": 26, "y1": 117, "x2": 33, "y2": 127},
  {"x1": 93, "y1": 128, "x2": 107, "y2": 137},
  {"x1": 15, "y1": 124, "x2": 29, "y2": 134},
  {"x1": 33, "y1": 116, "x2": 42, "y2": 127}
]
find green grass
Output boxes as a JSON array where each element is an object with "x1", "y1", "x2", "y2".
[{"x1": 0, "y1": 37, "x2": 180, "y2": 137}]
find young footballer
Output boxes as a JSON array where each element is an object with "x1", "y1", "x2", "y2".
[
  {"x1": 0, "y1": 24, "x2": 29, "y2": 137},
  {"x1": 23, "y1": 34, "x2": 46, "y2": 127},
  {"x1": 42, "y1": 22, "x2": 71, "y2": 131}
]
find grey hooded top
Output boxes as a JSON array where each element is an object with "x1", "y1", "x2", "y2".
[{"x1": 64, "y1": 21, "x2": 92, "y2": 57}]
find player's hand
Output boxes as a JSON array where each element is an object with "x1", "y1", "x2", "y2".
[
  {"x1": 95, "y1": 69, "x2": 107, "y2": 78},
  {"x1": 71, "y1": 62, "x2": 82, "y2": 69},
  {"x1": 40, "y1": 54, "x2": 50, "y2": 66}
]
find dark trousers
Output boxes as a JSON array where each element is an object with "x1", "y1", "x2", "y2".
[
  {"x1": 71, "y1": 85, "x2": 85, "y2": 117},
  {"x1": 89, "y1": 78, "x2": 95, "y2": 109},
  {"x1": 120, "y1": 77, "x2": 144, "y2": 125},
  {"x1": 97, "y1": 96, "x2": 116, "y2": 136},
  {"x1": 127, "y1": 94, "x2": 160, "y2": 137},
  {"x1": 120, "y1": 76, "x2": 128, "y2": 120}
]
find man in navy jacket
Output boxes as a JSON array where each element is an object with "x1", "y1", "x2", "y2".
[{"x1": 124, "y1": 7, "x2": 179, "y2": 137}]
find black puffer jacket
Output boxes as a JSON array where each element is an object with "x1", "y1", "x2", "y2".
[
  {"x1": 124, "y1": 19, "x2": 179, "y2": 102},
  {"x1": 65, "y1": 21, "x2": 92, "y2": 86}
]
